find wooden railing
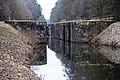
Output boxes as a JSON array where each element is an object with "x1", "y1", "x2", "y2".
[{"x1": 91, "y1": 15, "x2": 114, "y2": 21}]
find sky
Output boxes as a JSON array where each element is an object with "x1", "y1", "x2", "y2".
[{"x1": 36, "y1": 0, "x2": 58, "y2": 20}]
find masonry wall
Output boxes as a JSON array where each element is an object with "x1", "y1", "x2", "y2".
[
  {"x1": 5, "y1": 21, "x2": 47, "y2": 46},
  {"x1": 48, "y1": 21, "x2": 114, "y2": 43}
]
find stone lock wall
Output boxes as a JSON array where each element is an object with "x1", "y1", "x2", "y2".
[
  {"x1": 5, "y1": 21, "x2": 47, "y2": 46},
  {"x1": 48, "y1": 21, "x2": 114, "y2": 43}
]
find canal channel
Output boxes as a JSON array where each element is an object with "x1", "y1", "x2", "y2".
[{"x1": 30, "y1": 37, "x2": 120, "y2": 80}]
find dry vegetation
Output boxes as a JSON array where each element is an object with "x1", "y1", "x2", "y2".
[
  {"x1": 91, "y1": 22, "x2": 120, "y2": 47},
  {"x1": 0, "y1": 22, "x2": 39, "y2": 80}
]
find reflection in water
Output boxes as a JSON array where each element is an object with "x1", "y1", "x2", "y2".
[
  {"x1": 48, "y1": 38, "x2": 113, "y2": 64},
  {"x1": 31, "y1": 47, "x2": 69, "y2": 80},
  {"x1": 30, "y1": 38, "x2": 120, "y2": 80},
  {"x1": 30, "y1": 44, "x2": 47, "y2": 65},
  {"x1": 92, "y1": 45, "x2": 120, "y2": 64}
]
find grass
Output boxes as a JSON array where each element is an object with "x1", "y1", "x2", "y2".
[
  {"x1": 4, "y1": 20, "x2": 47, "y2": 26},
  {"x1": 0, "y1": 22, "x2": 19, "y2": 37},
  {"x1": 5, "y1": 20, "x2": 46, "y2": 23}
]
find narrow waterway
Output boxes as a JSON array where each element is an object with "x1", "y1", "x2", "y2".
[
  {"x1": 30, "y1": 38, "x2": 120, "y2": 80},
  {"x1": 31, "y1": 46, "x2": 70, "y2": 80}
]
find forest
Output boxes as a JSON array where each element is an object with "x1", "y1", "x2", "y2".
[
  {"x1": 0, "y1": 0, "x2": 119, "y2": 22},
  {"x1": 0, "y1": 0, "x2": 44, "y2": 20},
  {"x1": 50, "y1": 0, "x2": 116, "y2": 22}
]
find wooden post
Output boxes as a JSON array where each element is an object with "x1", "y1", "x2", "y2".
[
  {"x1": 68, "y1": 22, "x2": 71, "y2": 42},
  {"x1": 63, "y1": 24, "x2": 65, "y2": 42}
]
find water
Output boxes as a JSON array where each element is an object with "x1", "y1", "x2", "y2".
[
  {"x1": 31, "y1": 47, "x2": 69, "y2": 80},
  {"x1": 30, "y1": 38, "x2": 120, "y2": 80}
]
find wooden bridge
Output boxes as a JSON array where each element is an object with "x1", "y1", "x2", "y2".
[
  {"x1": 48, "y1": 20, "x2": 115, "y2": 43},
  {"x1": 5, "y1": 19, "x2": 115, "y2": 44},
  {"x1": 5, "y1": 20, "x2": 47, "y2": 47}
]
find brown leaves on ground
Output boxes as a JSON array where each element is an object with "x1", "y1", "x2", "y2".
[{"x1": 0, "y1": 22, "x2": 39, "y2": 80}]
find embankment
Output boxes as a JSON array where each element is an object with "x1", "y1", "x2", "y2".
[
  {"x1": 0, "y1": 22, "x2": 38, "y2": 80},
  {"x1": 91, "y1": 22, "x2": 120, "y2": 47}
]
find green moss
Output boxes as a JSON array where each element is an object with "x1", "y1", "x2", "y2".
[
  {"x1": 51, "y1": 19, "x2": 114, "y2": 25},
  {"x1": 0, "y1": 22, "x2": 19, "y2": 38},
  {"x1": 4, "y1": 20, "x2": 47, "y2": 26},
  {"x1": 5, "y1": 20, "x2": 45, "y2": 23},
  {"x1": 92, "y1": 38, "x2": 101, "y2": 45},
  {"x1": 18, "y1": 74, "x2": 24, "y2": 80}
]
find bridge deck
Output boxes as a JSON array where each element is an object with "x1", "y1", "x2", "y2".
[
  {"x1": 50, "y1": 19, "x2": 114, "y2": 25},
  {"x1": 4, "y1": 20, "x2": 47, "y2": 26}
]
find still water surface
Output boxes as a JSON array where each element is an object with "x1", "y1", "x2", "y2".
[
  {"x1": 31, "y1": 47, "x2": 69, "y2": 80},
  {"x1": 30, "y1": 38, "x2": 120, "y2": 80}
]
